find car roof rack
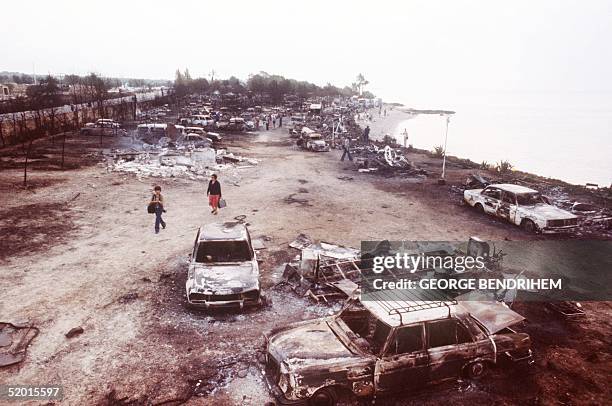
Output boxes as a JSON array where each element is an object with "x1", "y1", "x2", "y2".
[{"x1": 369, "y1": 288, "x2": 457, "y2": 325}]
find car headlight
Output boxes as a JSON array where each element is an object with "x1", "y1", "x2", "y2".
[{"x1": 278, "y1": 373, "x2": 290, "y2": 392}]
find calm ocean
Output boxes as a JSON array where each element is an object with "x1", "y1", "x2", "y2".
[{"x1": 393, "y1": 90, "x2": 611, "y2": 186}]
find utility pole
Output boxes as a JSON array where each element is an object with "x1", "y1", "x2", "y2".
[{"x1": 440, "y1": 115, "x2": 450, "y2": 184}]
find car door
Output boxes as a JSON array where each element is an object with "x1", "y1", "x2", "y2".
[
  {"x1": 498, "y1": 191, "x2": 517, "y2": 222},
  {"x1": 481, "y1": 187, "x2": 501, "y2": 215},
  {"x1": 427, "y1": 319, "x2": 476, "y2": 382},
  {"x1": 375, "y1": 324, "x2": 428, "y2": 393}
]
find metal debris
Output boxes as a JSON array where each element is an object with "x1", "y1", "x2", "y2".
[{"x1": 0, "y1": 322, "x2": 39, "y2": 367}]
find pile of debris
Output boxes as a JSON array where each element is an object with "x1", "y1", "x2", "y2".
[
  {"x1": 278, "y1": 234, "x2": 362, "y2": 303},
  {"x1": 352, "y1": 144, "x2": 428, "y2": 176},
  {"x1": 107, "y1": 148, "x2": 258, "y2": 180},
  {"x1": 279, "y1": 236, "x2": 590, "y2": 322}
]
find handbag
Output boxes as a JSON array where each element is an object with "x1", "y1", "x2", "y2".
[
  {"x1": 147, "y1": 194, "x2": 156, "y2": 214},
  {"x1": 218, "y1": 198, "x2": 227, "y2": 209}
]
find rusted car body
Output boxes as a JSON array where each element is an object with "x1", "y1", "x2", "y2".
[
  {"x1": 186, "y1": 223, "x2": 262, "y2": 309},
  {"x1": 80, "y1": 119, "x2": 125, "y2": 136},
  {"x1": 262, "y1": 292, "x2": 532, "y2": 405},
  {"x1": 464, "y1": 183, "x2": 578, "y2": 233}
]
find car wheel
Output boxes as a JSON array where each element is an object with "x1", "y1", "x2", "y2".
[
  {"x1": 522, "y1": 219, "x2": 537, "y2": 233},
  {"x1": 309, "y1": 387, "x2": 338, "y2": 406},
  {"x1": 474, "y1": 203, "x2": 484, "y2": 213},
  {"x1": 465, "y1": 361, "x2": 487, "y2": 380}
]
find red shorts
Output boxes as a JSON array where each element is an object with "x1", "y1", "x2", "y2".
[{"x1": 209, "y1": 194, "x2": 220, "y2": 208}]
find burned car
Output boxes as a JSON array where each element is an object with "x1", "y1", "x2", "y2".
[
  {"x1": 186, "y1": 223, "x2": 262, "y2": 309},
  {"x1": 303, "y1": 133, "x2": 330, "y2": 152},
  {"x1": 464, "y1": 183, "x2": 578, "y2": 233},
  {"x1": 180, "y1": 133, "x2": 213, "y2": 148},
  {"x1": 80, "y1": 119, "x2": 126, "y2": 136},
  {"x1": 263, "y1": 291, "x2": 532, "y2": 405},
  {"x1": 297, "y1": 127, "x2": 329, "y2": 152}
]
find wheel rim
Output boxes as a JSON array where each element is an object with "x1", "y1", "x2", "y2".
[{"x1": 471, "y1": 362, "x2": 484, "y2": 377}]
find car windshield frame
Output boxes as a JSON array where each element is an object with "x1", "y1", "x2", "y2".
[
  {"x1": 337, "y1": 301, "x2": 392, "y2": 356},
  {"x1": 516, "y1": 192, "x2": 544, "y2": 206},
  {"x1": 194, "y1": 240, "x2": 254, "y2": 263}
]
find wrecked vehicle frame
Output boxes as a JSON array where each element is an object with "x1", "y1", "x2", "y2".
[
  {"x1": 185, "y1": 222, "x2": 263, "y2": 310},
  {"x1": 261, "y1": 290, "x2": 533, "y2": 405}
]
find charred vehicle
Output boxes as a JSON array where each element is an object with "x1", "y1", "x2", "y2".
[
  {"x1": 464, "y1": 184, "x2": 578, "y2": 233},
  {"x1": 296, "y1": 127, "x2": 329, "y2": 152},
  {"x1": 262, "y1": 291, "x2": 532, "y2": 405},
  {"x1": 303, "y1": 133, "x2": 330, "y2": 152},
  {"x1": 186, "y1": 223, "x2": 262, "y2": 309},
  {"x1": 80, "y1": 119, "x2": 126, "y2": 136},
  {"x1": 180, "y1": 133, "x2": 213, "y2": 148}
]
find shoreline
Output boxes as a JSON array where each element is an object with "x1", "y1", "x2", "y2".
[{"x1": 358, "y1": 105, "x2": 609, "y2": 189}]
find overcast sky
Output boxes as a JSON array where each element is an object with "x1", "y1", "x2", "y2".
[{"x1": 2, "y1": 0, "x2": 611, "y2": 103}]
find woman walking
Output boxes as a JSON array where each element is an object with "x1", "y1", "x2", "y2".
[{"x1": 207, "y1": 174, "x2": 222, "y2": 215}]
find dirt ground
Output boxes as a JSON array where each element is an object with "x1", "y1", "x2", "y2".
[{"x1": 0, "y1": 122, "x2": 610, "y2": 405}]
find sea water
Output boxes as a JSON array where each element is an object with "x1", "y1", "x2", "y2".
[{"x1": 393, "y1": 90, "x2": 611, "y2": 186}]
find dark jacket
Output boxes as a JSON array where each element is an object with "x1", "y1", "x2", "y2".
[{"x1": 207, "y1": 180, "x2": 221, "y2": 196}]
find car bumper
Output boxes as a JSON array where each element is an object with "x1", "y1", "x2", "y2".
[
  {"x1": 187, "y1": 297, "x2": 262, "y2": 309},
  {"x1": 504, "y1": 349, "x2": 534, "y2": 365},
  {"x1": 541, "y1": 225, "x2": 579, "y2": 234}
]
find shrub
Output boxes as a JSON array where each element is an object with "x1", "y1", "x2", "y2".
[
  {"x1": 496, "y1": 160, "x2": 513, "y2": 173},
  {"x1": 432, "y1": 145, "x2": 445, "y2": 157}
]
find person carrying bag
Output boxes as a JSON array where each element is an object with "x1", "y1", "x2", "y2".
[{"x1": 207, "y1": 174, "x2": 224, "y2": 215}]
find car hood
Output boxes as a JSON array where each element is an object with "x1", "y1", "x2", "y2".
[
  {"x1": 460, "y1": 301, "x2": 525, "y2": 334},
  {"x1": 522, "y1": 204, "x2": 576, "y2": 220},
  {"x1": 187, "y1": 262, "x2": 259, "y2": 294},
  {"x1": 268, "y1": 319, "x2": 359, "y2": 372},
  {"x1": 464, "y1": 188, "x2": 484, "y2": 196}
]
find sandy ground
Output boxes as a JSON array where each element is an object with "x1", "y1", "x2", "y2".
[{"x1": 0, "y1": 119, "x2": 610, "y2": 405}]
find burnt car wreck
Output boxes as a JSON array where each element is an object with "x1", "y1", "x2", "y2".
[
  {"x1": 186, "y1": 222, "x2": 263, "y2": 309},
  {"x1": 262, "y1": 289, "x2": 532, "y2": 405}
]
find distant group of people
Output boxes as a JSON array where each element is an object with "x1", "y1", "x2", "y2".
[
  {"x1": 255, "y1": 113, "x2": 283, "y2": 131},
  {"x1": 147, "y1": 174, "x2": 223, "y2": 234}
]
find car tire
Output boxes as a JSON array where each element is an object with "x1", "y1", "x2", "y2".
[
  {"x1": 309, "y1": 387, "x2": 337, "y2": 406},
  {"x1": 522, "y1": 219, "x2": 537, "y2": 233},
  {"x1": 474, "y1": 203, "x2": 484, "y2": 213},
  {"x1": 464, "y1": 361, "x2": 487, "y2": 380}
]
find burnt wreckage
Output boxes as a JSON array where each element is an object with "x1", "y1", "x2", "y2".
[
  {"x1": 262, "y1": 289, "x2": 533, "y2": 405},
  {"x1": 186, "y1": 222, "x2": 263, "y2": 309}
]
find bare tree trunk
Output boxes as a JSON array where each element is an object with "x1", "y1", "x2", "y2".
[
  {"x1": 50, "y1": 107, "x2": 56, "y2": 144},
  {"x1": 0, "y1": 117, "x2": 5, "y2": 148},
  {"x1": 12, "y1": 113, "x2": 18, "y2": 143},
  {"x1": 22, "y1": 136, "x2": 33, "y2": 186},
  {"x1": 62, "y1": 131, "x2": 66, "y2": 169}
]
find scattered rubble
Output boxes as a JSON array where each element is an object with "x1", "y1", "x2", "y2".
[
  {"x1": 107, "y1": 148, "x2": 258, "y2": 180},
  {"x1": 352, "y1": 144, "x2": 427, "y2": 176}
]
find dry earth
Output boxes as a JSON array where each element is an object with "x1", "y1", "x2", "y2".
[{"x1": 0, "y1": 120, "x2": 610, "y2": 405}]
